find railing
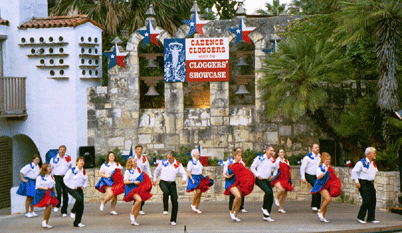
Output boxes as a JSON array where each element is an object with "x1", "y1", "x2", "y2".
[{"x1": 0, "y1": 77, "x2": 27, "y2": 117}]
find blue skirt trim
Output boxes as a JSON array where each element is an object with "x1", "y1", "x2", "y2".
[
  {"x1": 124, "y1": 183, "x2": 138, "y2": 198},
  {"x1": 224, "y1": 168, "x2": 236, "y2": 190},
  {"x1": 16, "y1": 178, "x2": 36, "y2": 197},
  {"x1": 311, "y1": 172, "x2": 329, "y2": 193},
  {"x1": 186, "y1": 174, "x2": 214, "y2": 192}
]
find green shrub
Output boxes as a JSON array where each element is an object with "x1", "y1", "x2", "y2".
[
  {"x1": 97, "y1": 147, "x2": 126, "y2": 167},
  {"x1": 376, "y1": 142, "x2": 400, "y2": 171},
  {"x1": 288, "y1": 153, "x2": 304, "y2": 166},
  {"x1": 207, "y1": 157, "x2": 220, "y2": 166},
  {"x1": 175, "y1": 145, "x2": 192, "y2": 166},
  {"x1": 242, "y1": 149, "x2": 263, "y2": 166}
]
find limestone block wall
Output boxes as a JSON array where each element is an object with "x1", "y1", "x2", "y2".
[
  {"x1": 83, "y1": 167, "x2": 401, "y2": 211},
  {"x1": 87, "y1": 15, "x2": 331, "y2": 160}
]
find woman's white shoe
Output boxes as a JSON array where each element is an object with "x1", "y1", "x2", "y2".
[{"x1": 229, "y1": 211, "x2": 236, "y2": 220}]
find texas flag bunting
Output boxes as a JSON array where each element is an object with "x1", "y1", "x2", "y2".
[
  {"x1": 103, "y1": 42, "x2": 129, "y2": 69},
  {"x1": 182, "y1": 11, "x2": 209, "y2": 37},
  {"x1": 137, "y1": 20, "x2": 163, "y2": 47},
  {"x1": 229, "y1": 18, "x2": 256, "y2": 45}
]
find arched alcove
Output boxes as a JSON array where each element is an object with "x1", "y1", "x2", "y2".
[
  {"x1": 229, "y1": 39, "x2": 255, "y2": 106},
  {"x1": 12, "y1": 134, "x2": 39, "y2": 186},
  {"x1": 139, "y1": 39, "x2": 165, "y2": 109}
]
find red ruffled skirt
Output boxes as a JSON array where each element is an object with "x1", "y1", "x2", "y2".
[
  {"x1": 32, "y1": 189, "x2": 59, "y2": 208},
  {"x1": 224, "y1": 163, "x2": 255, "y2": 196},
  {"x1": 271, "y1": 162, "x2": 294, "y2": 191},
  {"x1": 311, "y1": 167, "x2": 342, "y2": 197},
  {"x1": 95, "y1": 169, "x2": 125, "y2": 196},
  {"x1": 123, "y1": 173, "x2": 153, "y2": 202}
]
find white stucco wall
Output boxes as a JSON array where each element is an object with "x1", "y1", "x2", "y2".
[
  {"x1": 6, "y1": 24, "x2": 102, "y2": 160},
  {"x1": 0, "y1": 0, "x2": 102, "y2": 185}
]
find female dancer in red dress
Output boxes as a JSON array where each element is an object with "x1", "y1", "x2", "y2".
[
  {"x1": 271, "y1": 149, "x2": 294, "y2": 213},
  {"x1": 123, "y1": 157, "x2": 152, "y2": 226},
  {"x1": 96, "y1": 152, "x2": 125, "y2": 215},
  {"x1": 223, "y1": 151, "x2": 255, "y2": 222},
  {"x1": 32, "y1": 163, "x2": 58, "y2": 228},
  {"x1": 311, "y1": 152, "x2": 342, "y2": 223}
]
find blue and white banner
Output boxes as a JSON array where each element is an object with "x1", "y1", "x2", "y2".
[{"x1": 164, "y1": 39, "x2": 186, "y2": 82}]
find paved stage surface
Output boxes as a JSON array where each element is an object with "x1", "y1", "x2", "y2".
[{"x1": 0, "y1": 201, "x2": 401, "y2": 232}]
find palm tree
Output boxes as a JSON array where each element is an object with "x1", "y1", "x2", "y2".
[
  {"x1": 288, "y1": 0, "x2": 338, "y2": 15},
  {"x1": 335, "y1": 0, "x2": 402, "y2": 141},
  {"x1": 51, "y1": 0, "x2": 192, "y2": 37},
  {"x1": 257, "y1": 0, "x2": 287, "y2": 15},
  {"x1": 259, "y1": 35, "x2": 359, "y2": 153}
]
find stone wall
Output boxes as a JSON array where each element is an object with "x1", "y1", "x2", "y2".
[
  {"x1": 87, "y1": 15, "x2": 374, "y2": 164},
  {"x1": 83, "y1": 167, "x2": 400, "y2": 211},
  {"x1": 87, "y1": 15, "x2": 331, "y2": 160}
]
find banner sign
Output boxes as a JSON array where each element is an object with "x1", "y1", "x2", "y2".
[
  {"x1": 185, "y1": 38, "x2": 229, "y2": 82},
  {"x1": 164, "y1": 39, "x2": 186, "y2": 82}
]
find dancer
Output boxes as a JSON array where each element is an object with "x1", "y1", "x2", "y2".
[
  {"x1": 152, "y1": 151, "x2": 187, "y2": 226},
  {"x1": 351, "y1": 147, "x2": 380, "y2": 224},
  {"x1": 96, "y1": 152, "x2": 125, "y2": 215},
  {"x1": 271, "y1": 149, "x2": 294, "y2": 213},
  {"x1": 50, "y1": 145, "x2": 73, "y2": 217},
  {"x1": 311, "y1": 152, "x2": 342, "y2": 223},
  {"x1": 32, "y1": 163, "x2": 58, "y2": 228},
  {"x1": 16, "y1": 154, "x2": 41, "y2": 218},
  {"x1": 227, "y1": 148, "x2": 247, "y2": 213},
  {"x1": 250, "y1": 146, "x2": 278, "y2": 221},
  {"x1": 129, "y1": 145, "x2": 152, "y2": 215},
  {"x1": 64, "y1": 156, "x2": 88, "y2": 227},
  {"x1": 223, "y1": 150, "x2": 255, "y2": 222},
  {"x1": 186, "y1": 149, "x2": 214, "y2": 214},
  {"x1": 300, "y1": 143, "x2": 321, "y2": 211},
  {"x1": 123, "y1": 157, "x2": 153, "y2": 226}
]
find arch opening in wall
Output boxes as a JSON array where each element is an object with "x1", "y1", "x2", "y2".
[
  {"x1": 229, "y1": 40, "x2": 255, "y2": 106},
  {"x1": 184, "y1": 82, "x2": 210, "y2": 108},
  {"x1": 182, "y1": 32, "x2": 210, "y2": 108},
  {"x1": 11, "y1": 134, "x2": 40, "y2": 186},
  {"x1": 138, "y1": 40, "x2": 165, "y2": 109}
]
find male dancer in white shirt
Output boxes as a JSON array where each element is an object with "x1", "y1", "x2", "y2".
[
  {"x1": 130, "y1": 145, "x2": 152, "y2": 215},
  {"x1": 152, "y1": 151, "x2": 187, "y2": 226},
  {"x1": 50, "y1": 145, "x2": 73, "y2": 217},
  {"x1": 300, "y1": 143, "x2": 321, "y2": 211},
  {"x1": 250, "y1": 146, "x2": 278, "y2": 221},
  {"x1": 351, "y1": 147, "x2": 380, "y2": 224}
]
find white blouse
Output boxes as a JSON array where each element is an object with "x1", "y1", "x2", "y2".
[
  {"x1": 100, "y1": 162, "x2": 123, "y2": 175},
  {"x1": 35, "y1": 174, "x2": 55, "y2": 189},
  {"x1": 187, "y1": 158, "x2": 203, "y2": 175},
  {"x1": 124, "y1": 167, "x2": 142, "y2": 182},
  {"x1": 223, "y1": 157, "x2": 245, "y2": 176},
  {"x1": 130, "y1": 155, "x2": 153, "y2": 178},
  {"x1": 63, "y1": 167, "x2": 88, "y2": 189},
  {"x1": 20, "y1": 163, "x2": 40, "y2": 180},
  {"x1": 316, "y1": 165, "x2": 329, "y2": 178}
]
